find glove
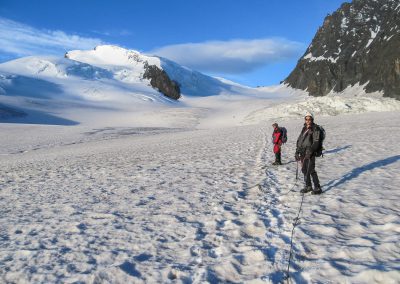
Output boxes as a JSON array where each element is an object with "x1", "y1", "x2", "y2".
[{"x1": 295, "y1": 152, "x2": 301, "y2": 161}]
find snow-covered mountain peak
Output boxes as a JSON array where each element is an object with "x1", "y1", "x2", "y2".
[
  {"x1": 65, "y1": 45, "x2": 161, "y2": 68},
  {"x1": 0, "y1": 43, "x2": 267, "y2": 119},
  {"x1": 64, "y1": 45, "x2": 255, "y2": 98}
]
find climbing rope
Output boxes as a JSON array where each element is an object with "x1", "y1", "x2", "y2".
[
  {"x1": 285, "y1": 158, "x2": 311, "y2": 283},
  {"x1": 285, "y1": 190, "x2": 305, "y2": 283},
  {"x1": 279, "y1": 161, "x2": 300, "y2": 196}
]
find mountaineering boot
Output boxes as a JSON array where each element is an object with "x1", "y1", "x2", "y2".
[
  {"x1": 272, "y1": 161, "x2": 279, "y2": 165},
  {"x1": 300, "y1": 186, "x2": 312, "y2": 193},
  {"x1": 312, "y1": 186, "x2": 322, "y2": 195}
]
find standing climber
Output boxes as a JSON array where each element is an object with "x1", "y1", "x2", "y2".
[
  {"x1": 295, "y1": 112, "x2": 322, "y2": 194},
  {"x1": 272, "y1": 122, "x2": 283, "y2": 165}
]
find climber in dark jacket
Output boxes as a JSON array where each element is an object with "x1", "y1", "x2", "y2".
[
  {"x1": 295, "y1": 112, "x2": 322, "y2": 194},
  {"x1": 272, "y1": 122, "x2": 282, "y2": 165}
]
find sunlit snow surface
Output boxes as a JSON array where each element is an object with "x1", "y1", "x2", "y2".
[
  {"x1": 1, "y1": 46, "x2": 400, "y2": 283},
  {"x1": 1, "y1": 110, "x2": 399, "y2": 283}
]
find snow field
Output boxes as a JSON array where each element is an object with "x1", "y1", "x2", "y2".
[{"x1": 1, "y1": 124, "x2": 293, "y2": 283}]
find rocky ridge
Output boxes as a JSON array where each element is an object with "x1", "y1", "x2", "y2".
[
  {"x1": 143, "y1": 63, "x2": 181, "y2": 100},
  {"x1": 284, "y1": 0, "x2": 400, "y2": 99}
]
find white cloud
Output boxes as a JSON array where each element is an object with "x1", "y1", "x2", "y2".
[
  {"x1": 91, "y1": 29, "x2": 133, "y2": 37},
  {"x1": 0, "y1": 17, "x2": 105, "y2": 57},
  {"x1": 150, "y1": 38, "x2": 304, "y2": 74}
]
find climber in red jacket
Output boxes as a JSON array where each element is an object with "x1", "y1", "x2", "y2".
[{"x1": 272, "y1": 122, "x2": 283, "y2": 165}]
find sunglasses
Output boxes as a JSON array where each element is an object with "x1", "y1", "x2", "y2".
[{"x1": 305, "y1": 118, "x2": 312, "y2": 121}]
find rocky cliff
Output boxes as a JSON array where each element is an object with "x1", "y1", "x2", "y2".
[
  {"x1": 143, "y1": 63, "x2": 181, "y2": 100},
  {"x1": 284, "y1": 0, "x2": 400, "y2": 99}
]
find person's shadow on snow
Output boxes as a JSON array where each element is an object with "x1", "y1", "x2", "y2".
[
  {"x1": 323, "y1": 155, "x2": 400, "y2": 193},
  {"x1": 323, "y1": 145, "x2": 352, "y2": 155}
]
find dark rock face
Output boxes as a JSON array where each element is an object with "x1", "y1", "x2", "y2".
[
  {"x1": 143, "y1": 63, "x2": 181, "y2": 100},
  {"x1": 284, "y1": 0, "x2": 400, "y2": 99}
]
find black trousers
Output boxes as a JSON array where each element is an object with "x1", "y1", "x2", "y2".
[
  {"x1": 275, "y1": 152, "x2": 281, "y2": 163},
  {"x1": 302, "y1": 156, "x2": 320, "y2": 187}
]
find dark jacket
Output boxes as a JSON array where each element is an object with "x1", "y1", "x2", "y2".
[{"x1": 296, "y1": 123, "x2": 321, "y2": 156}]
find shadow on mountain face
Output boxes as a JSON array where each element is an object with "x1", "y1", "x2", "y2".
[
  {"x1": 0, "y1": 103, "x2": 78, "y2": 126},
  {"x1": 160, "y1": 59, "x2": 232, "y2": 97},
  {"x1": 0, "y1": 75, "x2": 64, "y2": 99},
  {"x1": 66, "y1": 63, "x2": 114, "y2": 80}
]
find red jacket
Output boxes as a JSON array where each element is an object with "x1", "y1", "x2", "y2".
[{"x1": 272, "y1": 127, "x2": 282, "y2": 153}]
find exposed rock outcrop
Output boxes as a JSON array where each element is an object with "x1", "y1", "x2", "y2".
[
  {"x1": 143, "y1": 63, "x2": 181, "y2": 100},
  {"x1": 284, "y1": 0, "x2": 400, "y2": 99}
]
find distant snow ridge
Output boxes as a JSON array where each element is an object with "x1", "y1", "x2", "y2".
[
  {"x1": 67, "y1": 45, "x2": 247, "y2": 97},
  {"x1": 0, "y1": 45, "x2": 262, "y2": 125},
  {"x1": 0, "y1": 56, "x2": 122, "y2": 83},
  {"x1": 0, "y1": 45, "x2": 256, "y2": 121},
  {"x1": 0, "y1": 45, "x2": 248, "y2": 107}
]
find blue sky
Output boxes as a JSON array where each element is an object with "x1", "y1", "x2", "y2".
[{"x1": 0, "y1": 0, "x2": 345, "y2": 86}]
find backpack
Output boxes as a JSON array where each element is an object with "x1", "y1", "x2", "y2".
[
  {"x1": 280, "y1": 127, "x2": 288, "y2": 144},
  {"x1": 315, "y1": 125, "x2": 326, "y2": 157}
]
